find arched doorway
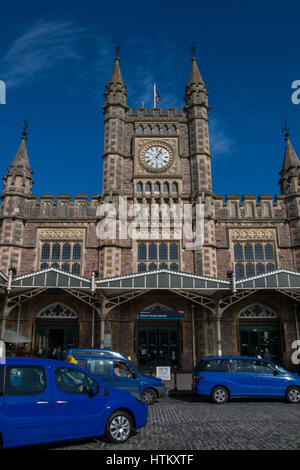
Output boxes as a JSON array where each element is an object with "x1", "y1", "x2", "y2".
[
  {"x1": 136, "y1": 303, "x2": 182, "y2": 369},
  {"x1": 238, "y1": 303, "x2": 282, "y2": 364},
  {"x1": 35, "y1": 303, "x2": 78, "y2": 358}
]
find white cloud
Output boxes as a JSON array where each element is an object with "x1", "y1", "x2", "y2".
[
  {"x1": 209, "y1": 118, "x2": 235, "y2": 157},
  {"x1": 1, "y1": 19, "x2": 84, "y2": 87}
]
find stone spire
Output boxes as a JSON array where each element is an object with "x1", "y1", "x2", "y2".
[
  {"x1": 2, "y1": 124, "x2": 33, "y2": 195},
  {"x1": 104, "y1": 54, "x2": 127, "y2": 108},
  {"x1": 279, "y1": 131, "x2": 300, "y2": 195},
  {"x1": 184, "y1": 55, "x2": 207, "y2": 108}
]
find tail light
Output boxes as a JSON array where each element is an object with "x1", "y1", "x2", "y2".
[{"x1": 195, "y1": 376, "x2": 204, "y2": 382}]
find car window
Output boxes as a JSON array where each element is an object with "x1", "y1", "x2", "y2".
[
  {"x1": 228, "y1": 359, "x2": 255, "y2": 373},
  {"x1": 0, "y1": 365, "x2": 3, "y2": 395},
  {"x1": 90, "y1": 359, "x2": 110, "y2": 375},
  {"x1": 253, "y1": 360, "x2": 276, "y2": 374},
  {"x1": 114, "y1": 361, "x2": 135, "y2": 378},
  {"x1": 4, "y1": 366, "x2": 47, "y2": 396},
  {"x1": 196, "y1": 359, "x2": 227, "y2": 372},
  {"x1": 76, "y1": 359, "x2": 87, "y2": 370},
  {"x1": 54, "y1": 366, "x2": 99, "y2": 395}
]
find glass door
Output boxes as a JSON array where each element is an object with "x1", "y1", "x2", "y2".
[
  {"x1": 239, "y1": 325, "x2": 281, "y2": 364},
  {"x1": 137, "y1": 327, "x2": 179, "y2": 369},
  {"x1": 35, "y1": 325, "x2": 78, "y2": 358}
]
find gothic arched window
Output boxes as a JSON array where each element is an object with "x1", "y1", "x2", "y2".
[
  {"x1": 235, "y1": 263, "x2": 244, "y2": 280},
  {"x1": 265, "y1": 243, "x2": 274, "y2": 260},
  {"x1": 159, "y1": 262, "x2": 168, "y2": 270},
  {"x1": 41, "y1": 243, "x2": 50, "y2": 260},
  {"x1": 159, "y1": 243, "x2": 168, "y2": 260},
  {"x1": 146, "y1": 125, "x2": 152, "y2": 134},
  {"x1": 52, "y1": 243, "x2": 60, "y2": 260},
  {"x1": 73, "y1": 243, "x2": 81, "y2": 260},
  {"x1": 162, "y1": 125, "x2": 168, "y2": 134},
  {"x1": 61, "y1": 203, "x2": 67, "y2": 217},
  {"x1": 170, "y1": 243, "x2": 178, "y2": 260},
  {"x1": 149, "y1": 243, "x2": 157, "y2": 260},
  {"x1": 44, "y1": 203, "x2": 51, "y2": 217},
  {"x1": 62, "y1": 243, "x2": 71, "y2": 260},
  {"x1": 61, "y1": 263, "x2": 70, "y2": 272},
  {"x1": 149, "y1": 263, "x2": 157, "y2": 271},
  {"x1": 266, "y1": 262, "x2": 275, "y2": 272},
  {"x1": 78, "y1": 204, "x2": 84, "y2": 217},
  {"x1": 246, "y1": 263, "x2": 255, "y2": 277},
  {"x1": 172, "y1": 182, "x2": 178, "y2": 193},
  {"x1": 254, "y1": 243, "x2": 263, "y2": 260},
  {"x1": 138, "y1": 263, "x2": 146, "y2": 272},
  {"x1": 170, "y1": 125, "x2": 176, "y2": 134},
  {"x1": 256, "y1": 263, "x2": 265, "y2": 275},
  {"x1": 244, "y1": 243, "x2": 254, "y2": 260},
  {"x1": 40, "y1": 262, "x2": 49, "y2": 270},
  {"x1": 145, "y1": 182, "x2": 151, "y2": 192},
  {"x1": 170, "y1": 262, "x2": 179, "y2": 271},
  {"x1": 234, "y1": 243, "x2": 243, "y2": 261},
  {"x1": 136, "y1": 182, "x2": 143, "y2": 193},
  {"x1": 154, "y1": 125, "x2": 160, "y2": 134},
  {"x1": 163, "y1": 182, "x2": 169, "y2": 193},
  {"x1": 72, "y1": 263, "x2": 81, "y2": 275},
  {"x1": 138, "y1": 243, "x2": 146, "y2": 260},
  {"x1": 137, "y1": 125, "x2": 144, "y2": 134}
]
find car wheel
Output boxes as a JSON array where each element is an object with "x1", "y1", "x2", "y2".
[
  {"x1": 141, "y1": 388, "x2": 157, "y2": 405},
  {"x1": 211, "y1": 386, "x2": 229, "y2": 404},
  {"x1": 286, "y1": 386, "x2": 300, "y2": 404},
  {"x1": 105, "y1": 410, "x2": 133, "y2": 443}
]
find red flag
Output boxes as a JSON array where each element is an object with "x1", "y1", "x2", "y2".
[{"x1": 155, "y1": 89, "x2": 162, "y2": 103}]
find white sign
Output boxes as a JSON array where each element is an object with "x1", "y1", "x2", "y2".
[
  {"x1": 156, "y1": 366, "x2": 171, "y2": 381},
  {"x1": 0, "y1": 340, "x2": 6, "y2": 358}
]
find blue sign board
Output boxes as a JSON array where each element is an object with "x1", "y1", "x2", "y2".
[{"x1": 139, "y1": 309, "x2": 185, "y2": 320}]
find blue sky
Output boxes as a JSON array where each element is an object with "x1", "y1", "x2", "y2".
[{"x1": 0, "y1": 0, "x2": 299, "y2": 199}]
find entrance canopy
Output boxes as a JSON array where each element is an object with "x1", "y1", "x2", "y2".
[
  {"x1": 1, "y1": 267, "x2": 300, "y2": 310},
  {"x1": 3, "y1": 329, "x2": 32, "y2": 343}
]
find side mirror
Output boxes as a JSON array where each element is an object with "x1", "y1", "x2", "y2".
[{"x1": 273, "y1": 369, "x2": 279, "y2": 376}]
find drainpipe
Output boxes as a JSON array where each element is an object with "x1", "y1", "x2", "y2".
[
  {"x1": 100, "y1": 314, "x2": 105, "y2": 349},
  {"x1": 294, "y1": 304, "x2": 299, "y2": 343},
  {"x1": 216, "y1": 301, "x2": 222, "y2": 357},
  {"x1": 191, "y1": 303, "x2": 196, "y2": 367}
]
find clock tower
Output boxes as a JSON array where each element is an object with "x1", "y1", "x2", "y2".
[{"x1": 99, "y1": 51, "x2": 215, "y2": 277}]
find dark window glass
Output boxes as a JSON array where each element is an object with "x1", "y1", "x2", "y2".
[
  {"x1": 138, "y1": 243, "x2": 146, "y2": 260},
  {"x1": 159, "y1": 243, "x2": 168, "y2": 260},
  {"x1": 41, "y1": 243, "x2": 50, "y2": 260},
  {"x1": 235, "y1": 263, "x2": 244, "y2": 280},
  {"x1": 265, "y1": 243, "x2": 274, "y2": 260},
  {"x1": 246, "y1": 263, "x2": 255, "y2": 277},
  {"x1": 163, "y1": 182, "x2": 169, "y2": 193},
  {"x1": 40, "y1": 263, "x2": 49, "y2": 270},
  {"x1": 148, "y1": 243, "x2": 157, "y2": 260},
  {"x1": 254, "y1": 360, "x2": 275, "y2": 374},
  {"x1": 195, "y1": 359, "x2": 227, "y2": 372},
  {"x1": 149, "y1": 263, "x2": 157, "y2": 271},
  {"x1": 54, "y1": 367, "x2": 97, "y2": 395},
  {"x1": 159, "y1": 263, "x2": 168, "y2": 270},
  {"x1": 170, "y1": 263, "x2": 179, "y2": 271},
  {"x1": 72, "y1": 263, "x2": 80, "y2": 275},
  {"x1": 137, "y1": 125, "x2": 143, "y2": 134},
  {"x1": 228, "y1": 359, "x2": 255, "y2": 373},
  {"x1": 244, "y1": 243, "x2": 254, "y2": 260},
  {"x1": 73, "y1": 243, "x2": 81, "y2": 260},
  {"x1": 172, "y1": 182, "x2": 178, "y2": 193},
  {"x1": 162, "y1": 125, "x2": 168, "y2": 134},
  {"x1": 170, "y1": 125, "x2": 176, "y2": 134},
  {"x1": 62, "y1": 243, "x2": 71, "y2": 260},
  {"x1": 78, "y1": 204, "x2": 84, "y2": 216},
  {"x1": 266, "y1": 262, "x2": 275, "y2": 272},
  {"x1": 136, "y1": 182, "x2": 142, "y2": 193},
  {"x1": 90, "y1": 359, "x2": 110, "y2": 375},
  {"x1": 0, "y1": 365, "x2": 4, "y2": 396},
  {"x1": 234, "y1": 244, "x2": 243, "y2": 261},
  {"x1": 44, "y1": 203, "x2": 50, "y2": 217},
  {"x1": 138, "y1": 263, "x2": 146, "y2": 273},
  {"x1": 76, "y1": 359, "x2": 87, "y2": 370},
  {"x1": 254, "y1": 243, "x2": 263, "y2": 260},
  {"x1": 154, "y1": 182, "x2": 160, "y2": 192},
  {"x1": 51, "y1": 263, "x2": 59, "y2": 269},
  {"x1": 256, "y1": 263, "x2": 265, "y2": 275},
  {"x1": 52, "y1": 243, "x2": 60, "y2": 260},
  {"x1": 62, "y1": 263, "x2": 70, "y2": 272},
  {"x1": 170, "y1": 243, "x2": 178, "y2": 260},
  {"x1": 145, "y1": 182, "x2": 151, "y2": 192},
  {"x1": 5, "y1": 366, "x2": 47, "y2": 396},
  {"x1": 61, "y1": 204, "x2": 67, "y2": 217}
]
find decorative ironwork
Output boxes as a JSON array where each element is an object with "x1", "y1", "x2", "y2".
[
  {"x1": 238, "y1": 303, "x2": 277, "y2": 319},
  {"x1": 37, "y1": 303, "x2": 78, "y2": 319}
]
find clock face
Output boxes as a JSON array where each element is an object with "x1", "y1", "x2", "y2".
[{"x1": 144, "y1": 146, "x2": 170, "y2": 169}]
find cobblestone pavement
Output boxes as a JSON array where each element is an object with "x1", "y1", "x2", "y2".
[{"x1": 53, "y1": 391, "x2": 300, "y2": 450}]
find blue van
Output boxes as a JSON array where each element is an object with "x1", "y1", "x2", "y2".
[
  {"x1": 0, "y1": 358, "x2": 147, "y2": 448},
  {"x1": 67, "y1": 348, "x2": 166, "y2": 405},
  {"x1": 192, "y1": 356, "x2": 300, "y2": 404}
]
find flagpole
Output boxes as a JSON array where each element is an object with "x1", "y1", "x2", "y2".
[{"x1": 154, "y1": 83, "x2": 156, "y2": 108}]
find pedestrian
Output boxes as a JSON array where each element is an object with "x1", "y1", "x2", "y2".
[{"x1": 263, "y1": 348, "x2": 272, "y2": 362}]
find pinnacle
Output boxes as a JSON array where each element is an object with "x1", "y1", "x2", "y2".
[
  {"x1": 282, "y1": 134, "x2": 300, "y2": 171},
  {"x1": 10, "y1": 135, "x2": 31, "y2": 170}
]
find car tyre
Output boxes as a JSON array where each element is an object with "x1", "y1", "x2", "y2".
[
  {"x1": 211, "y1": 386, "x2": 229, "y2": 404},
  {"x1": 141, "y1": 388, "x2": 157, "y2": 405},
  {"x1": 286, "y1": 386, "x2": 300, "y2": 404},
  {"x1": 105, "y1": 410, "x2": 133, "y2": 443}
]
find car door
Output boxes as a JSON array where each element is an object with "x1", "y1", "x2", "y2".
[
  {"x1": 2, "y1": 364, "x2": 52, "y2": 447},
  {"x1": 254, "y1": 360, "x2": 288, "y2": 396},
  {"x1": 52, "y1": 365, "x2": 106, "y2": 440},
  {"x1": 109, "y1": 360, "x2": 140, "y2": 395},
  {"x1": 226, "y1": 359, "x2": 258, "y2": 396}
]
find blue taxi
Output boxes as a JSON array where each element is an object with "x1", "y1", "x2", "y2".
[{"x1": 0, "y1": 357, "x2": 147, "y2": 448}]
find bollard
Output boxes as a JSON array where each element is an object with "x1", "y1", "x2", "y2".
[{"x1": 173, "y1": 366, "x2": 178, "y2": 391}]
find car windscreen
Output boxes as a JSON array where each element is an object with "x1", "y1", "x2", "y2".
[{"x1": 195, "y1": 359, "x2": 227, "y2": 372}]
